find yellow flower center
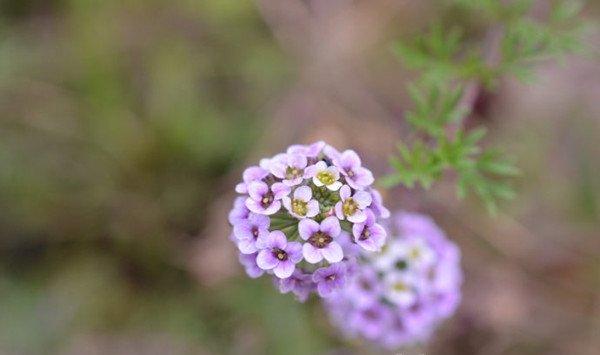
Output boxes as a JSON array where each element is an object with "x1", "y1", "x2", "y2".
[
  {"x1": 274, "y1": 249, "x2": 288, "y2": 261},
  {"x1": 308, "y1": 232, "x2": 332, "y2": 248},
  {"x1": 317, "y1": 170, "x2": 335, "y2": 185},
  {"x1": 342, "y1": 198, "x2": 358, "y2": 216},
  {"x1": 286, "y1": 167, "x2": 302, "y2": 180},
  {"x1": 260, "y1": 192, "x2": 274, "y2": 207},
  {"x1": 393, "y1": 282, "x2": 408, "y2": 292},
  {"x1": 409, "y1": 247, "x2": 421, "y2": 260},
  {"x1": 292, "y1": 199, "x2": 308, "y2": 216}
]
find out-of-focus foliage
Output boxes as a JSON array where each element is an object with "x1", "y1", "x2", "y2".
[
  {"x1": 0, "y1": 1, "x2": 334, "y2": 354},
  {"x1": 383, "y1": 0, "x2": 589, "y2": 213}
]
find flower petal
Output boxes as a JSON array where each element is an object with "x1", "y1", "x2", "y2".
[
  {"x1": 278, "y1": 276, "x2": 296, "y2": 293},
  {"x1": 259, "y1": 158, "x2": 271, "y2": 170},
  {"x1": 326, "y1": 180, "x2": 342, "y2": 191},
  {"x1": 303, "y1": 243, "x2": 323, "y2": 264},
  {"x1": 315, "y1": 160, "x2": 327, "y2": 170},
  {"x1": 340, "y1": 150, "x2": 361, "y2": 169},
  {"x1": 356, "y1": 237, "x2": 378, "y2": 252},
  {"x1": 320, "y1": 216, "x2": 341, "y2": 237},
  {"x1": 370, "y1": 223, "x2": 386, "y2": 241},
  {"x1": 247, "y1": 181, "x2": 268, "y2": 201},
  {"x1": 304, "y1": 164, "x2": 317, "y2": 179},
  {"x1": 321, "y1": 242, "x2": 343, "y2": 263},
  {"x1": 317, "y1": 281, "x2": 333, "y2": 297},
  {"x1": 255, "y1": 232, "x2": 271, "y2": 249},
  {"x1": 269, "y1": 230, "x2": 288, "y2": 249},
  {"x1": 245, "y1": 198, "x2": 265, "y2": 214},
  {"x1": 256, "y1": 250, "x2": 278, "y2": 270},
  {"x1": 323, "y1": 145, "x2": 341, "y2": 161},
  {"x1": 334, "y1": 202, "x2": 345, "y2": 220},
  {"x1": 237, "y1": 238, "x2": 258, "y2": 254},
  {"x1": 305, "y1": 200, "x2": 319, "y2": 218},
  {"x1": 248, "y1": 213, "x2": 270, "y2": 229},
  {"x1": 233, "y1": 220, "x2": 252, "y2": 240},
  {"x1": 282, "y1": 197, "x2": 292, "y2": 212},
  {"x1": 261, "y1": 200, "x2": 281, "y2": 215},
  {"x1": 312, "y1": 176, "x2": 324, "y2": 187},
  {"x1": 353, "y1": 167, "x2": 374, "y2": 187},
  {"x1": 235, "y1": 182, "x2": 248, "y2": 194},
  {"x1": 271, "y1": 183, "x2": 291, "y2": 199},
  {"x1": 294, "y1": 185, "x2": 312, "y2": 201},
  {"x1": 327, "y1": 165, "x2": 340, "y2": 177},
  {"x1": 363, "y1": 209, "x2": 376, "y2": 225},
  {"x1": 353, "y1": 191, "x2": 372, "y2": 209},
  {"x1": 298, "y1": 219, "x2": 320, "y2": 240},
  {"x1": 286, "y1": 242, "x2": 304, "y2": 263},
  {"x1": 288, "y1": 153, "x2": 307, "y2": 169},
  {"x1": 352, "y1": 222, "x2": 366, "y2": 242},
  {"x1": 243, "y1": 166, "x2": 268, "y2": 183},
  {"x1": 273, "y1": 261, "x2": 295, "y2": 279},
  {"x1": 339, "y1": 185, "x2": 351, "y2": 200},
  {"x1": 348, "y1": 209, "x2": 367, "y2": 223},
  {"x1": 284, "y1": 177, "x2": 303, "y2": 186}
]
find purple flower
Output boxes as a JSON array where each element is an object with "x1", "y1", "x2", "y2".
[
  {"x1": 228, "y1": 197, "x2": 250, "y2": 225},
  {"x1": 313, "y1": 263, "x2": 347, "y2": 297},
  {"x1": 431, "y1": 288, "x2": 462, "y2": 319},
  {"x1": 335, "y1": 185, "x2": 372, "y2": 223},
  {"x1": 323, "y1": 211, "x2": 463, "y2": 346},
  {"x1": 230, "y1": 142, "x2": 390, "y2": 303},
  {"x1": 352, "y1": 209, "x2": 386, "y2": 252},
  {"x1": 322, "y1": 144, "x2": 341, "y2": 161},
  {"x1": 368, "y1": 188, "x2": 390, "y2": 219},
  {"x1": 282, "y1": 185, "x2": 319, "y2": 219},
  {"x1": 349, "y1": 302, "x2": 392, "y2": 340},
  {"x1": 402, "y1": 300, "x2": 437, "y2": 341},
  {"x1": 332, "y1": 150, "x2": 374, "y2": 190},
  {"x1": 245, "y1": 181, "x2": 290, "y2": 215},
  {"x1": 381, "y1": 316, "x2": 413, "y2": 349},
  {"x1": 383, "y1": 271, "x2": 419, "y2": 308},
  {"x1": 238, "y1": 252, "x2": 264, "y2": 279},
  {"x1": 336, "y1": 231, "x2": 361, "y2": 259},
  {"x1": 299, "y1": 217, "x2": 343, "y2": 264},
  {"x1": 256, "y1": 231, "x2": 303, "y2": 278},
  {"x1": 235, "y1": 166, "x2": 269, "y2": 194},
  {"x1": 432, "y1": 254, "x2": 463, "y2": 292},
  {"x1": 278, "y1": 270, "x2": 315, "y2": 302},
  {"x1": 394, "y1": 212, "x2": 447, "y2": 252},
  {"x1": 345, "y1": 268, "x2": 382, "y2": 308},
  {"x1": 233, "y1": 213, "x2": 270, "y2": 254},
  {"x1": 306, "y1": 161, "x2": 343, "y2": 191},
  {"x1": 270, "y1": 153, "x2": 311, "y2": 186},
  {"x1": 287, "y1": 141, "x2": 325, "y2": 162}
]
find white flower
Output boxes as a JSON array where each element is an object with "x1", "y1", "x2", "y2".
[
  {"x1": 308, "y1": 161, "x2": 342, "y2": 191},
  {"x1": 383, "y1": 271, "x2": 418, "y2": 308}
]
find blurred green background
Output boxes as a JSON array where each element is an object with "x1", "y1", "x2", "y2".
[{"x1": 0, "y1": 1, "x2": 598, "y2": 354}]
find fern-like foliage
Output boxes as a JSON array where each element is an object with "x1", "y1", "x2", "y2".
[{"x1": 383, "y1": 0, "x2": 588, "y2": 213}]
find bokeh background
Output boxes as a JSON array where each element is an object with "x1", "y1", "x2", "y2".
[{"x1": 0, "y1": 1, "x2": 598, "y2": 354}]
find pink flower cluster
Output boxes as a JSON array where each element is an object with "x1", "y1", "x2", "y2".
[
  {"x1": 324, "y1": 212, "x2": 463, "y2": 349},
  {"x1": 228, "y1": 142, "x2": 389, "y2": 301}
]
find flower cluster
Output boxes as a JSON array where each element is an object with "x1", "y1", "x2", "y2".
[
  {"x1": 325, "y1": 212, "x2": 462, "y2": 349},
  {"x1": 229, "y1": 142, "x2": 389, "y2": 301}
]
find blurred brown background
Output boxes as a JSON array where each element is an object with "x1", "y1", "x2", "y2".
[{"x1": 0, "y1": 0, "x2": 598, "y2": 354}]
